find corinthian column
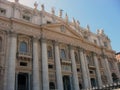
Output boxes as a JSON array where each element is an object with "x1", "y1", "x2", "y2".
[
  {"x1": 114, "y1": 61, "x2": 120, "y2": 79},
  {"x1": 41, "y1": 38, "x2": 49, "y2": 90},
  {"x1": 32, "y1": 37, "x2": 40, "y2": 90},
  {"x1": 79, "y1": 48, "x2": 90, "y2": 89},
  {"x1": 6, "y1": 32, "x2": 17, "y2": 90},
  {"x1": 93, "y1": 53, "x2": 102, "y2": 87},
  {"x1": 54, "y1": 42, "x2": 63, "y2": 90},
  {"x1": 83, "y1": 52, "x2": 91, "y2": 88},
  {"x1": 70, "y1": 46, "x2": 79, "y2": 90},
  {"x1": 104, "y1": 57, "x2": 113, "y2": 84},
  {"x1": 102, "y1": 56, "x2": 113, "y2": 84}
]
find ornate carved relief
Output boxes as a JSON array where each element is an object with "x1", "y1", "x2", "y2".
[
  {"x1": 13, "y1": 23, "x2": 40, "y2": 36},
  {"x1": 0, "y1": 19, "x2": 10, "y2": 30}
]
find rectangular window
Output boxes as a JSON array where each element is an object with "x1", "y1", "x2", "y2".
[
  {"x1": 48, "y1": 64, "x2": 53, "y2": 69},
  {"x1": 0, "y1": 8, "x2": 6, "y2": 16},
  {"x1": 20, "y1": 62, "x2": 27, "y2": 66},
  {"x1": 89, "y1": 70, "x2": 95, "y2": 74},
  {"x1": 94, "y1": 39, "x2": 97, "y2": 44},
  {"x1": 47, "y1": 21, "x2": 51, "y2": 24},
  {"x1": 22, "y1": 15, "x2": 30, "y2": 21},
  {"x1": 104, "y1": 42, "x2": 108, "y2": 47},
  {"x1": 77, "y1": 68, "x2": 80, "y2": 72}
]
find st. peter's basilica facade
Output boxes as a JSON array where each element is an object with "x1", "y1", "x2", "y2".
[{"x1": 0, "y1": 0, "x2": 120, "y2": 90}]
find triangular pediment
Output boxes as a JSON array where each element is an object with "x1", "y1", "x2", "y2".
[{"x1": 41, "y1": 23, "x2": 83, "y2": 40}]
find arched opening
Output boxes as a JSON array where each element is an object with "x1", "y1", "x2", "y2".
[
  {"x1": 86, "y1": 55, "x2": 90, "y2": 65},
  {"x1": 112, "y1": 73, "x2": 119, "y2": 83},
  {"x1": 60, "y1": 49, "x2": 66, "y2": 59},
  {"x1": 79, "y1": 82, "x2": 82, "y2": 89},
  {"x1": 75, "y1": 52, "x2": 79, "y2": 63},
  {"x1": 19, "y1": 41, "x2": 27, "y2": 53},
  {"x1": 47, "y1": 46, "x2": 52, "y2": 58}
]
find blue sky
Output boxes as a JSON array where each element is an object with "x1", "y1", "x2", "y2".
[{"x1": 9, "y1": 0, "x2": 120, "y2": 52}]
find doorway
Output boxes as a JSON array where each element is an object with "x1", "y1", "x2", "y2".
[
  {"x1": 90, "y1": 78, "x2": 96, "y2": 87},
  {"x1": 18, "y1": 73, "x2": 28, "y2": 90},
  {"x1": 63, "y1": 75, "x2": 71, "y2": 90}
]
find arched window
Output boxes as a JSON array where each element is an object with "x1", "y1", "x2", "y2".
[
  {"x1": 87, "y1": 55, "x2": 94, "y2": 66},
  {"x1": 60, "y1": 49, "x2": 66, "y2": 59},
  {"x1": 98, "y1": 59, "x2": 103, "y2": 68},
  {"x1": 19, "y1": 41, "x2": 27, "y2": 53},
  {"x1": 47, "y1": 46, "x2": 52, "y2": 58},
  {"x1": 79, "y1": 83, "x2": 83, "y2": 89},
  {"x1": 75, "y1": 52, "x2": 79, "y2": 63},
  {"x1": 109, "y1": 61, "x2": 114, "y2": 69},
  {"x1": 86, "y1": 55, "x2": 90, "y2": 65},
  {"x1": 49, "y1": 82, "x2": 55, "y2": 89},
  {"x1": 112, "y1": 73, "x2": 119, "y2": 82},
  {"x1": 0, "y1": 37, "x2": 2, "y2": 51}
]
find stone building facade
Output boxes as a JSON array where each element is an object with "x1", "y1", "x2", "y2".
[
  {"x1": 0, "y1": 0, "x2": 120, "y2": 90},
  {"x1": 116, "y1": 52, "x2": 120, "y2": 77}
]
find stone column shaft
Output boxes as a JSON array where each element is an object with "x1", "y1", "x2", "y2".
[
  {"x1": 7, "y1": 33, "x2": 17, "y2": 90},
  {"x1": 84, "y1": 52, "x2": 91, "y2": 88},
  {"x1": 114, "y1": 62, "x2": 120, "y2": 79},
  {"x1": 105, "y1": 58, "x2": 113, "y2": 84},
  {"x1": 79, "y1": 50, "x2": 89, "y2": 89},
  {"x1": 41, "y1": 39, "x2": 49, "y2": 90},
  {"x1": 33, "y1": 38, "x2": 40, "y2": 90},
  {"x1": 93, "y1": 54, "x2": 102, "y2": 87},
  {"x1": 102, "y1": 57, "x2": 113, "y2": 84},
  {"x1": 70, "y1": 47, "x2": 79, "y2": 90},
  {"x1": 54, "y1": 42, "x2": 63, "y2": 90}
]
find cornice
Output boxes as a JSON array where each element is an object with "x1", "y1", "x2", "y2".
[
  {"x1": 11, "y1": 18, "x2": 40, "y2": 29},
  {"x1": 0, "y1": 16, "x2": 10, "y2": 22}
]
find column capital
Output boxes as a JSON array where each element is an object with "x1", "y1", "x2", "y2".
[
  {"x1": 102, "y1": 54, "x2": 108, "y2": 59},
  {"x1": 7, "y1": 30, "x2": 17, "y2": 37},
  {"x1": 78, "y1": 47, "x2": 84, "y2": 51},
  {"x1": 41, "y1": 37, "x2": 47, "y2": 43},
  {"x1": 53, "y1": 40, "x2": 59, "y2": 46},
  {"x1": 33, "y1": 35, "x2": 40, "y2": 42},
  {"x1": 69, "y1": 44, "x2": 74, "y2": 50},
  {"x1": 91, "y1": 52, "x2": 97, "y2": 56}
]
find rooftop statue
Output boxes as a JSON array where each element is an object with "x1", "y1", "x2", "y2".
[
  {"x1": 15, "y1": 0, "x2": 19, "y2": 3},
  {"x1": 86, "y1": 24, "x2": 90, "y2": 31},
  {"x1": 65, "y1": 13, "x2": 68, "y2": 22},
  {"x1": 51, "y1": 7, "x2": 55, "y2": 15},
  {"x1": 72, "y1": 17, "x2": 76, "y2": 25},
  {"x1": 59, "y1": 9, "x2": 63, "y2": 18},
  {"x1": 34, "y1": 2, "x2": 38, "y2": 9},
  {"x1": 41, "y1": 4, "x2": 45, "y2": 11}
]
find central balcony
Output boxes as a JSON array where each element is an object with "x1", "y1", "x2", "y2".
[{"x1": 17, "y1": 52, "x2": 32, "y2": 60}]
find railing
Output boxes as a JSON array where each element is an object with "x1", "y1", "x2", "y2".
[
  {"x1": 85, "y1": 82, "x2": 120, "y2": 90},
  {"x1": 17, "y1": 52, "x2": 32, "y2": 59}
]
